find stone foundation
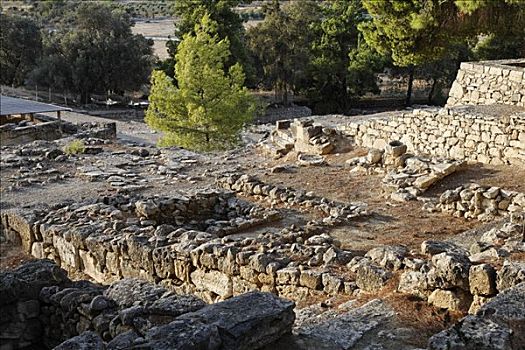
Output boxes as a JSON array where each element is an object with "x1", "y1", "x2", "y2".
[{"x1": 0, "y1": 116, "x2": 116, "y2": 146}]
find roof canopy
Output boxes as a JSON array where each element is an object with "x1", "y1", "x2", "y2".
[{"x1": 0, "y1": 95, "x2": 70, "y2": 116}]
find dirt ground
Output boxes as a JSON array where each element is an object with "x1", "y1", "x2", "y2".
[{"x1": 256, "y1": 149, "x2": 525, "y2": 252}]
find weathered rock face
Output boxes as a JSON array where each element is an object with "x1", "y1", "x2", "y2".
[
  {"x1": 0, "y1": 259, "x2": 69, "y2": 349},
  {"x1": 428, "y1": 282, "x2": 525, "y2": 350},
  {"x1": 427, "y1": 252, "x2": 471, "y2": 290},
  {"x1": 355, "y1": 261, "x2": 392, "y2": 293},
  {"x1": 180, "y1": 291, "x2": 295, "y2": 350}
]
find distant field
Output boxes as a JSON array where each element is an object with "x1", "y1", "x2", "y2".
[
  {"x1": 132, "y1": 17, "x2": 264, "y2": 60},
  {"x1": 132, "y1": 19, "x2": 175, "y2": 60}
]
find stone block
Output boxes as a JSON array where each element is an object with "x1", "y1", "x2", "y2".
[
  {"x1": 469, "y1": 263, "x2": 497, "y2": 296},
  {"x1": 190, "y1": 270, "x2": 233, "y2": 299},
  {"x1": 179, "y1": 292, "x2": 295, "y2": 350}
]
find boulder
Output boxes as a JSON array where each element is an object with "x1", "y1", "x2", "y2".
[
  {"x1": 427, "y1": 252, "x2": 471, "y2": 290},
  {"x1": 428, "y1": 315, "x2": 512, "y2": 350},
  {"x1": 54, "y1": 331, "x2": 105, "y2": 350},
  {"x1": 180, "y1": 292, "x2": 295, "y2": 350},
  {"x1": 355, "y1": 262, "x2": 392, "y2": 293},
  {"x1": 365, "y1": 245, "x2": 408, "y2": 271},
  {"x1": 497, "y1": 261, "x2": 525, "y2": 292},
  {"x1": 427, "y1": 289, "x2": 472, "y2": 312},
  {"x1": 429, "y1": 283, "x2": 525, "y2": 350},
  {"x1": 145, "y1": 318, "x2": 221, "y2": 350},
  {"x1": 397, "y1": 271, "x2": 429, "y2": 298}
]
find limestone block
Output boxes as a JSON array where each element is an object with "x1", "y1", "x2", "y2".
[
  {"x1": 397, "y1": 271, "x2": 429, "y2": 299},
  {"x1": 300, "y1": 270, "x2": 323, "y2": 290},
  {"x1": 191, "y1": 269, "x2": 233, "y2": 299},
  {"x1": 276, "y1": 267, "x2": 300, "y2": 286},
  {"x1": 469, "y1": 264, "x2": 497, "y2": 296},
  {"x1": 179, "y1": 291, "x2": 295, "y2": 350},
  {"x1": 355, "y1": 263, "x2": 392, "y2": 293},
  {"x1": 53, "y1": 235, "x2": 80, "y2": 270},
  {"x1": 428, "y1": 289, "x2": 472, "y2": 311}
]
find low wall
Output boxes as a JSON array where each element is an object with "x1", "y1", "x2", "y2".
[
  {"x1": 0, "y1": 120, "x2": 117, "y2": 146},
  {"x1": 0, "y1": 121, "x2": 63, "y2": 146},
  {"x1": 341, "y1": 105, "x2": 525, "y2": 165},
  {"x1": 447, "y1": 59, "x2": 525, "y2": 107}
]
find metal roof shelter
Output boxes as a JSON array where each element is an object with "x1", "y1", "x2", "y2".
[{"x1": 0, "y1": 95, "x2": 70, "y2": 117}]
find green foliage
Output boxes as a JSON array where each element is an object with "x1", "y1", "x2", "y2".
[
  {"x1": 472, "y1": 34, "x2": 525, "y2": 60},
  {"x1": 63, "y1": 139, "x2": 85, "y2": 155},
  {"x1": 247, "y1": 1, "x2": 320, "y2": 105},
  {"x1": 360, "y1": 0, "x2": 459, "y2": 68},
  {"x1": 28, "y1": 3, "x2": 155, "y2": 104},
  {"x1": 308, "y1": 0, "x2": 383, "y2": 113},
  {"x1": 173, "y1": 0, "x2": 254, "y2": 86},
  {"x1": 145, "y1": 15, "x2": 257, "y2": 152},
  {"x1": 0, "y1": 13, "x2": 42, "y2": 86}
]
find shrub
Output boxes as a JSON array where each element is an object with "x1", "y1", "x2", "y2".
[{"x1": 63, "y1": 139, "x2": 85, "y2": 154}]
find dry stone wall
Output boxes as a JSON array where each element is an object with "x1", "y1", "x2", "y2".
[
  {"x1": 341, "y1": 105, "x2": 525, "y2": 165},
  {"x1": 0, "y1": 188, "x2": 367, "y2": 306},
  {"x1": 0, "y1": 260, "x2": 294, "y2": 350},
  {"x1": 0, "y1": 119, "x2": 116, "y2": 146},
  {"x1": 447, "y1": 59, "x2": 525, "y2": 107}
]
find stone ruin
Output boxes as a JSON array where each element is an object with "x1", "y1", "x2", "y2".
[
  {"x1": 1, "y1": 260, "x2": 294, "y2": 349},
  {"x1": 0, "y1": 114, "x2": 116, "y2": 146},
  {"x1": 1, "y1": 59, "x2": 525, "y2": 349},
  {"x1": 262, "y1": 119, "x2": 348, "y2": 158}
]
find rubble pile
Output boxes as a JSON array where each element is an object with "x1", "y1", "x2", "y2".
[
  {"x1": 262, "y1": 119, "x2": 346, "y2": 158},
  {"x1": 347, "y1": 140, "x2": 465, "y2": 201},
  {"x1": 438, "y1": 184, "x2": 525, "y2": 221}
]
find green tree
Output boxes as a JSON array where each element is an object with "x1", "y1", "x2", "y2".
[
  {"x1": 308, "y1": 0, "x2": 383, "y2": 113},
  {"x1": 0, "y1": 14, "x2": 42, "y2": 86},
  {"x1": 145, "y1": 15, "x2": 256, "y2": 151},
  {"x1": 360, "y1": 0, "x2": 462, "y2": 106},
  {"x1": 247, "y1": 0, "x2": 320, "y2": 105},
  {"x1": 172, "y1": 0, "x2": 254, "y2": 85},
  {"x1": 29, "y1": 3, "x2": 154, "y2": 104}
]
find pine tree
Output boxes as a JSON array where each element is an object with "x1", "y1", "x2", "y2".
[{"x1": 145, "y1": 14, "x2": 256, "y2": 151}]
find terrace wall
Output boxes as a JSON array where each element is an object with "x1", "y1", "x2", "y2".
[
  {"x1": 340, "y1": 106, "x2": 525, "y2": 165},
  {"x1": 447, "y1": 59, "x2": 525, "y2": 107}
]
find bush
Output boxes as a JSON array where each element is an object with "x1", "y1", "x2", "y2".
[{"x1": 63, "y1": 139, "x2": 85, "y2": 154}]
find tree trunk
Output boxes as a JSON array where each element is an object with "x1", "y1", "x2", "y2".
[
  {"x1": 282, "y1": 82, "x2": 289, "y2": 107},
  {"x1": 405, "y1": 65, "x2": 415, "y2": 107},
  {"x1": 428, "y1": 78, "x2": 437, "y2": 105}
]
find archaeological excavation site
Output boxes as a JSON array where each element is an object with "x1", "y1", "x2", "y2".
[{"x1": 1, "y1": 59, "x2": 524, "y2": 350}]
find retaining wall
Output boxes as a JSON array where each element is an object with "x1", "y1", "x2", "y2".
[
  {"x1": 447, "y1": 59, "x2": 525, "y2": 107},
  {"x1": 340, "y1": 106, "x2": 525, "y2": 165}
]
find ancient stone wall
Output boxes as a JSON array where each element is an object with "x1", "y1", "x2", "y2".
[
  {"x1": 447, "y1": 59, "x2": 525, "y2": 107},
  {"x1": 0, "y1": 121, "x2": 63, "y2": 146},
  {"x1": 0, "y1": 119, "x2": 117, "y2": 146},
  {"x1": 0, "y1": 260, "x2": 294, "y2": 350},
  {"x1": 341, "y1": 105, "x2": 525, "y2": 165}
]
